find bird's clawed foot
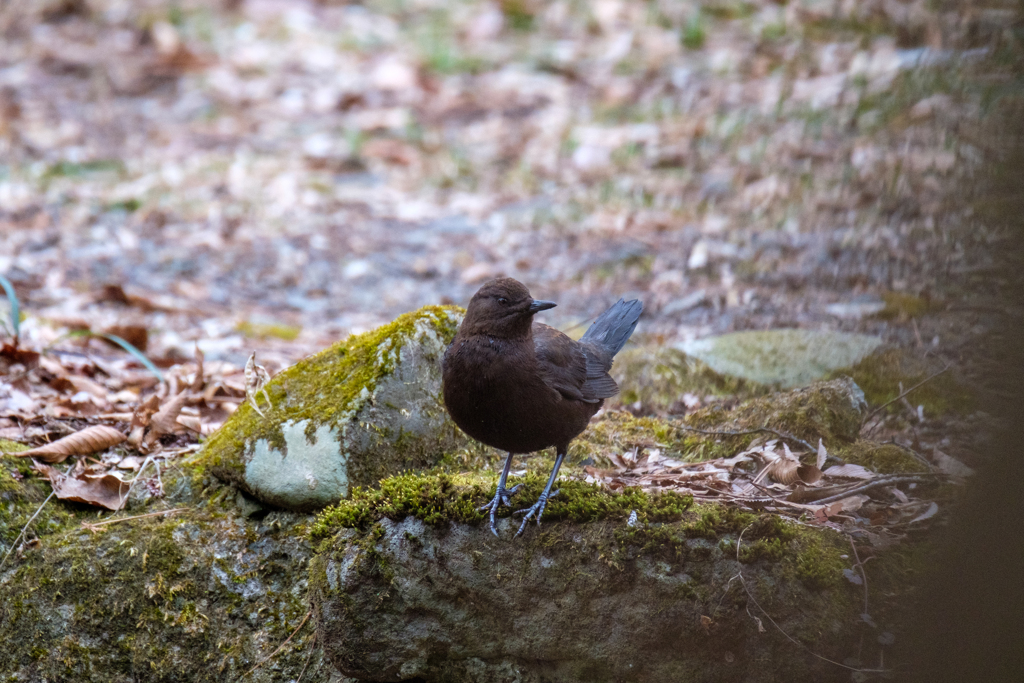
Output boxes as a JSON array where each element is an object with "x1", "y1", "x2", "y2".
[
  {"x1": 478, "y1": 483, "x2": 522, "y2": 536},
  {"x1": 513, "y1": 489, "x2": 560, "y2": 538}
]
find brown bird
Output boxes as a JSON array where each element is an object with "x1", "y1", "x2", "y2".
[{"x1": 442, "y1": 278, "x2": 643, "y2": 536}]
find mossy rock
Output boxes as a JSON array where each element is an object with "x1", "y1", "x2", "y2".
[
  {"x1": 309, "y1": 477, "x2": 863, "y2": 683},
  {"x1": 835, "y1": 441, "x2": 929, "y2": 474},
  {"x1": 569, "y1": 377, "x2": 867, "y2": 469},
  {"x1": 710, "y1": 375, "x2": 868, "y2": 444},
  {"x1": 679, "y1": 330, "x2": 883, "y2": 389},
  {"x1": 831, "y1": 347, "x2": 975, "y2": 417},
  {"x1": 197, "y1": 305, "x2": 467, "y2": 512},
  {"x1": 0, "y1": 463, "x2": 338, "y2": 683},
  {"x1": 609, "y1": 346, "x2": 768, "y2": 411}
]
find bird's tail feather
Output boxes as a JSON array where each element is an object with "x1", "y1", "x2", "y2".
[{"x1": 580, "y1": 298, "x2": 643, "y2": 356}]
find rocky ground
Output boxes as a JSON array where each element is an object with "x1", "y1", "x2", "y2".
[{"x1": 0, "y1": 0, "x2": 1017, "y2": 360}]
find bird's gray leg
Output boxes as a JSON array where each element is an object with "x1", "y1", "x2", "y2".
[
  {"x1": 514, "y1": 449, "x2": 565, "y2": 538},
  {"x1": 478, "y1": 452, "x2": 521, "y2": 536}
]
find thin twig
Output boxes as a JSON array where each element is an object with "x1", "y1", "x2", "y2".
[
  {"x1": 80, "y1": 507, "x2": 188, "y2": 533},
  {"x1": 120, "y1": 455, "x2": 155, "y2": 508},
  {"x1": 242, "y1": 609, "x2": 312, "y2": 679},
  {"x1": 295, "y1": 631, "x2": 317, "y2": 683},
  {"x1": 0, "y1": 490, "x2": 55, "y2": 571},
  {"x1": 735, "y1": 573, "x2": 887, "y2": 673},
  {"x1": 862, "y1": 365, "x2": 950, "y2": 427},
  {"x1": 811, "y1": 474, "x2": 943, "y2": 505},
  {"x1": 848, "y1": 536, "x2": 870, "y2": 616}
]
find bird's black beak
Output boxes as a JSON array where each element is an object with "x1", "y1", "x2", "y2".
[{"x1": 528, "y1": 299, "x2": 557, "y2": 313}]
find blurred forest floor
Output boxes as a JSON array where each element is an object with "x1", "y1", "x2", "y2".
[{"x1": 0, "y1": 0, "x2": 1021, "y2": 451}]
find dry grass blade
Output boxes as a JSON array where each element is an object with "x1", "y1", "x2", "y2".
[
  {"x1": 190, "y1": 343, "x2": 205, "y2": 393},
  {"x1": 80, "y1": 507, "x2": 188, "y2": 533},
  {"x1": 245, "y1": 351, "x2": 272, "y2": 417},
  {"x1": 4, "y1": 425, "x2": 126, "y2": 463}
]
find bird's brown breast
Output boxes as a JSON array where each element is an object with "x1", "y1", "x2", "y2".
[{"x1": 442, "y1": 333, "x2": 598, "y2": 454}]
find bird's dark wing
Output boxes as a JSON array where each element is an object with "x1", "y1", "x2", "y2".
[
  {"x1": 578, "y1": 340, "x2": 619, "y2": 399},
  {"x1": 533, "y1": 324, "x2": 618, "y2": 403}
]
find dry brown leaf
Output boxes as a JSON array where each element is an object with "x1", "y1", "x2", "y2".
[
  {"x1": 68, "y1": 375, "x2": 109, "y2": 399},
  {"x1": 31, "y1": 460, "x2": 130, "y2": 510},
  {"x1": 103, "y1": 324, "x2": 149, "y2": 351},
  {"x1": 812, "y1": 494, "x2": 871, "y2": 523},
  {"x1": 131, "y1": 394, "x2": 161, "y2": 429},
  {"x1": 0, "y1": 344, "x2": 40, "y2": 367},
  {"x1": 176, "y1": 415, "x2": 202, "y2": 433},
  {"x1": 128, "y1": 394, "x2": 161, "y2": 448},
  {"x1": 117, "y1": 455, "x2": 144, "y2": 471},
  {"x1": 768, "y1": 458, "x2": 823, "y2": 486},
  {"x1": 5, "y1": 425, "x2": 126, "y2": 463},
  {"x1": 149, "y1": 391, "x2": 188, "y2": 438},
  {"x1": 63, "y1": 473, "x2": 130, "y2": 509}
]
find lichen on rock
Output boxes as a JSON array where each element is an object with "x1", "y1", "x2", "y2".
[{"x1": 198, "y1": 305, "x2": 467, "y2": 511}]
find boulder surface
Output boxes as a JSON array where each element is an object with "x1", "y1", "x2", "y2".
[
  {"x1": 199, "y1": 305, "x2": 465, "y2": 511},
  {"x1": 311, "y1": 495, "x2": 859, "y2": 683}
]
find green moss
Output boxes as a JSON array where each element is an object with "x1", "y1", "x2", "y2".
[
  {"x1": 501, "y1": 0, "x2": 535, "y2": 31},
  {"x1": 310, "y1": 470, "x2": 694, "y2": 539},
  {"x1": 789, "y1": 530, "x2": 848, "y2": 591},
  {"x1": 835, "y1": 348, "x2": 975, "y2": 416},
  {"x1": 574, "y1": 411, "x2": 700, "y2": 463},
  {"x1": 0, "y1": 438, "x2": 29, "y2": 454},
  {"x1": 1, "y1": 447, "x2": 81, "y2": 550},
  {"x1": 681, "y1": 12, "x2": 706, "y2": 50},
  {"x1": 576, "y1": 378, "x2": 868, "y2": 472}
]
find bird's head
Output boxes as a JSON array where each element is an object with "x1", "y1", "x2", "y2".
[{"x1": 461, "y1": 278, "x2": 556, "y2": 338}]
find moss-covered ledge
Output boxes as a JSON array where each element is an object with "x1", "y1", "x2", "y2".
[
  {"x1": 308, "y1": 472, "x2": 865, "y2": 682},
  {"x1": 568, "y1": 377, "x2": 919, "y2": 473},
  {"x1": 0, "y1": 457, "x2": 336, "y2": 683},
  {"x1": 196, "y1": 305, "x2": 467, "y2": 511}
]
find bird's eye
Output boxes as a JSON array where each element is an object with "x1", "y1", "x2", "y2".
[{"x1": 497, "y1": 297, "x2": 508, "y2": 305}]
